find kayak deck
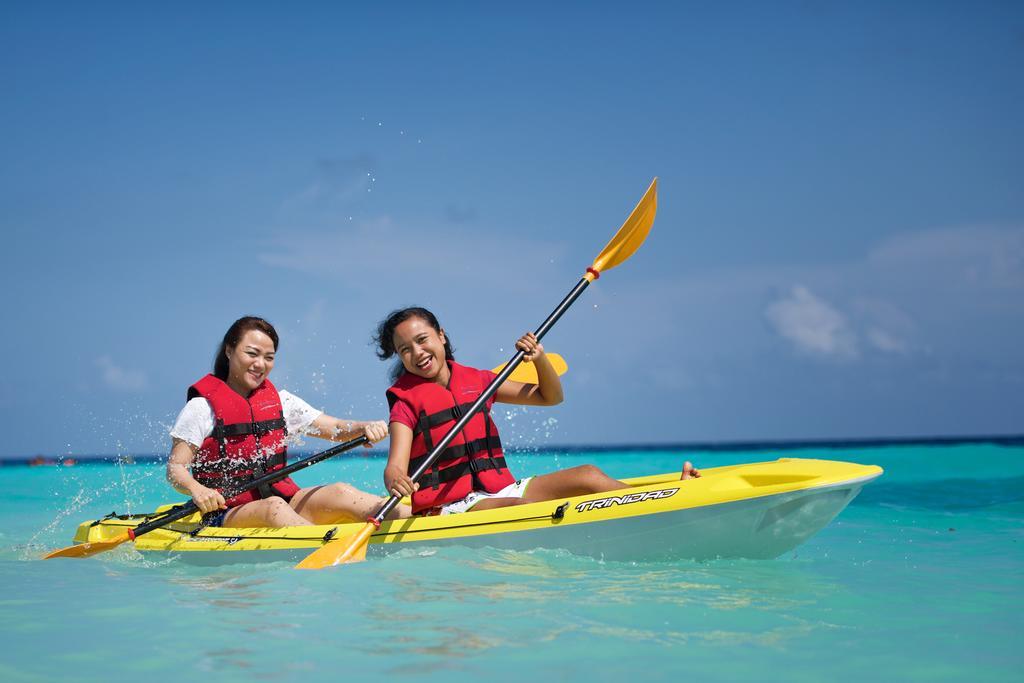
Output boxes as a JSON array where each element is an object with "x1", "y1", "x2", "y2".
[{"x1": 73, "y1": 458, "x2": 882, "y2": 564}]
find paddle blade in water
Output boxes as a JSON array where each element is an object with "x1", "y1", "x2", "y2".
[
  {"x1": 294, "y1": 524, "x2": 373, "y2": 569},
  {"x1": 492, "y1": 353, "x2": 568, "y2": 383},
  {"x1": 590, "y1": 178, "x2": 657, "y2": 275},
  {"x1": 42, "y1": 531, "x2": 133, "y2": 559}
]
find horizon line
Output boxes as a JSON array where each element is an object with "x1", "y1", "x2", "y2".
[{"x1": 3, "y1": 432, "x2": 1022, "y2": 466}]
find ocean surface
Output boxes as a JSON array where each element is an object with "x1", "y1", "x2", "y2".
[{"x1": 1, "y1": 441, "x2": 1021, "y2": 682}]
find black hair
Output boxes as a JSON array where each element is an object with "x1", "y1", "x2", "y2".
[
  {"x1": 212, "y1": 316, "x2": 280, "y2": 380},
  {"x1": 374, "y1": 307, "x2": 454, "y2": 381}
]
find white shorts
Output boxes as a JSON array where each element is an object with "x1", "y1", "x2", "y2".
[{"x1": 436, "y1": 477, "x2": 533, "y2": 515}]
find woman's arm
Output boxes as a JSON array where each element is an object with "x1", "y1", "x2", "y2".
[
  {"x1": 495, "y1": 333, "x2": 564, "y2": 406},
  {"x1": 306, "y1": 414, "x2": 388, "y2": 446},
  {"x1": 383, "y1": 422, "x2": 419, "y2": 498},
  {"x1": 166, "y1": 439, "x2": 225, "y2": 513}
]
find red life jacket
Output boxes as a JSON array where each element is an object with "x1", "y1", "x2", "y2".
[
  {"x1": 189, "y1": 374, "x2": 300, "y2": 508},
  {"x1": 387, "y1": 360, "x2": 515, "y2": 514}
]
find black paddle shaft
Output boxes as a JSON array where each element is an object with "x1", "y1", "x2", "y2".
[
  {"x1": 130, "y1": 435, "x2": 370, "y2": 538},
  {"x1": 373, "y1": 276, "x2": 593, "y2": 522}
]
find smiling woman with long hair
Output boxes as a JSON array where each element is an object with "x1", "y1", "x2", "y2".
[
  {"x1": 375, "y1": 307, "x2": 699, "y2": 517},
  {"x1": 166, "y1": 316, "x2": 410, "y2": 528}
]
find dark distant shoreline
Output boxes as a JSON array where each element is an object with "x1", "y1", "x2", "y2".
[{"x1": 3, "y1": 433, "x2": 1022, "y2": 466}]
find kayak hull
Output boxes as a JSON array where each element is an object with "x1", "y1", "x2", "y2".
[{"x1": 72, "y1": 458, "x2": 882, "y2": 566}]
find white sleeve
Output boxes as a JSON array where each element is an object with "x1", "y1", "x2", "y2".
[
  {"x1": 279, "y1": 391, "x2": 324, "y2": 436},
  {"x1": 169, "y1": 398, "x2": 216, "y2": 448}
]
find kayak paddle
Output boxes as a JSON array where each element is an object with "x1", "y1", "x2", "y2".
[
  {"x1": 42, "y1": 434, "x2": 370, "y2": 559},
  {"x1": 492, "y1": 352, "x2": 567, "y2": 383},
  {"x1": 294, "y1": 178, "x2": 658, "y2": 570}
]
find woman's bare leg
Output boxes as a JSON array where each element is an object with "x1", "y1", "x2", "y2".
[
  {"x1": 521, "y1": 465, "x2": 626, "y2": 502},
  {"x1": 469, "y1": 497, "x2": 526, "y2": 512},
  {"x1": 290, "y1": 483, "x2": 412, "y2": 524},
  {"x1": 221, "y1": 496, "x2": 312, "y2": 528}
]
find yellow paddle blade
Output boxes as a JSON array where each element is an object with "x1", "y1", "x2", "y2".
[
  {"x1": 42, "y1": 531, "x2": 133, "y2": 559},
  {"x1": 294, "y1": 523, "x2": 373, "y2": 569},
  {"x1": 590, "y1": 177, "x2": 658, "y2": 277},
  {"x1": 492, "y1": 353, "x2": 568, "y2": 383}
]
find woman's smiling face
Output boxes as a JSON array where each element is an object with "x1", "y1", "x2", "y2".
[
  {"x1": 225, "y1": 329, "x2": 276, "y2": 395},
  {"x1": 392, "y1": 316, "x2": 449, "y2": 383}
]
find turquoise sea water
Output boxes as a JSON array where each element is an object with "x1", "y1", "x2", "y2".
[{"x1": 1, "y1": 442, "x2": 1021, "y2": 682}]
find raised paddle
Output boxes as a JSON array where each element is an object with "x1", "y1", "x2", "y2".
[
  {"x1": 294, "y1": 178, "x2": 658, "y2": 570},
  {"x1": 42, "y1": 434, "x2": 371, "y2": 559}
]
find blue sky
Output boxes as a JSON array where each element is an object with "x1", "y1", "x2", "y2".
[{"x1": 1, "y1": 1, "x2": 1022, "y2": 457}]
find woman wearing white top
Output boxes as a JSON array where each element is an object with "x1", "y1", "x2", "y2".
[{"x1": 167, "y1": 316, "x2": 411, "y2": 528}]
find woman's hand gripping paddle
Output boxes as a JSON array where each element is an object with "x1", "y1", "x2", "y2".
[
  {"x1": 294, "y1": 178, "x2": 658, "y2": 570},
  {"x1": 42, "y1": 435, "x2": 371, "y2": 559}
]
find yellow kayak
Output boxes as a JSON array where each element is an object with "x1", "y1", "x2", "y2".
[{"x1": 72, "y1": 458, "x2": 881, "y2": 565}]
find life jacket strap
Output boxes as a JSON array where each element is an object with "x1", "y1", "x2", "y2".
[
  {"x1": 211, "y1": 417, "x2": 287, "y2": 440},
  {"x1": 194, "y1": 450, "x2": 290, "y2": 500},
  {"x1": 412, "y1": 402, "x2": 490, "y2": 436},
  {"x1": 482, "y1": 410, "x2": 502, "y2": 474},
  {"x1": 250, "y1": 450, "x2": 288, "y2": 500},
  {"x1": 420, "y1": 454, "x2": 510, "y2": 490},
  {"x1": 407, "y1": 434, "x2": 502, "y2": 473}
]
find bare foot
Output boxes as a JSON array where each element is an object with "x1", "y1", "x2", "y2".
[{"x1": 680, "y1": 461, "x2": 701, "y2": 480}]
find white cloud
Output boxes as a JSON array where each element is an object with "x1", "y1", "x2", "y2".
[
  {"x1": 95, "y1": 356, "x2": 148, "y2": 392},
  {"x1": 603, "y1": 225, "x2": 1024, "y2": 371},
  {"x1": 853, "y1": 298, "x2": 915, "y2": 354},
  {"x1": 259, "y1": 216, "x2": 566, "y2": 297},
  {"x1": 765, "y1": 286, "x2": 859, "y2": 359},
  {"x1": 280, "y1": 156, "x2": 377, "y2": 215},
  {"x1": 868, "y1": 225, "x2": 1024, "y2": 290},
  {"x1": 866, "y1": 328, "x2": 908, "y2": 354}
]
